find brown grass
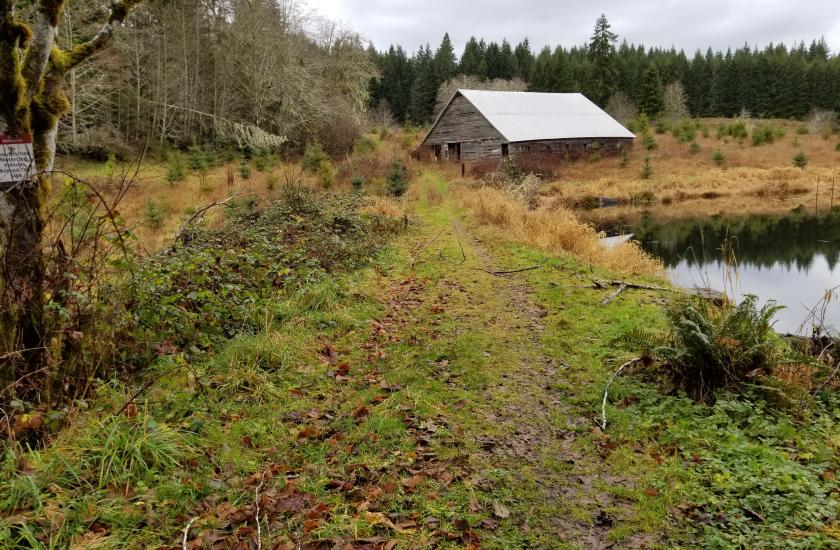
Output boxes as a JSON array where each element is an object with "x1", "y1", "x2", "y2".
[
  {"x1": 457, "y1": 184, "x2": 663, "y2": 276},
  {"x1": 359, "y1": 196, "x2": 408, "y2": 219},
  {"x1": 538, "y1": 119, "x2": 840, "y2": 222}
]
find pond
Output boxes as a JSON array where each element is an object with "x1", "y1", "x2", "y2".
[{"x1": 614, "y1": 208, "x2": 840, "y2": 335}]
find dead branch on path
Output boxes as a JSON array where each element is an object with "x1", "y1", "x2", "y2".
[
  {"x1": 182, "y1": 517, "x2": 198, "y2": 550},
  {"x1": 471, "y1": 265, "x2": 541, "y2": 276},
  {"x1": 599, "y1": 357, "x2": 643, "y2": 430},
  {"x1": 601, "y1": 283, "x2": 627, "y2": 305},
  {"x1": 410, "y1": 228, "x2": 445, "y2": 267}
]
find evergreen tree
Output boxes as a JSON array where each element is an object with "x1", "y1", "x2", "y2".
[
  {"x1": 639, "y1": 64, "x2": 664, "y2": 115},
  {"x1": 434, "y1": 33, "x2": 458, "y2": 82},
  {"x1": 514, "y1": 39, "x2": 535, "y2": 80},
  {"x1": 409, "y1": 44, "x2": 439, "y2": 123},
  {"x1": 499, "y1": 39, "x2": 517, "y2": 80},
  {"x1": 529, "y1": 46, "x2": 555, "y2": 91},
  {"x1": 460, "y1": 37, "x2": 483, "y2": 76},
  {"x1": 587, "y1": 14, "x2": 618, "y2": 105}
]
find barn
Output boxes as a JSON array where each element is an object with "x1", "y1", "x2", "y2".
[{"x1": 416, "y1": 89, "x2": 635, "y2": 162}]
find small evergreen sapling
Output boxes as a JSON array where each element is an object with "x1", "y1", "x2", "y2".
[
  {"x1": 793, "y1": 151, "x2": 808, "y2": 169},
  {"x1": 713, "y1": 149, "x2": 726, "y2": 166},
  {"x1": 641, "y1": 156, "x2": 653, "y2": 179}
]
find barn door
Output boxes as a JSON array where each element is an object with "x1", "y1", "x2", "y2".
[{"x1": 447, "y1": 142, "x2": 461, "y2": 161}]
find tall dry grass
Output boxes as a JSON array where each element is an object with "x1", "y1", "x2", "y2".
[
  {"x1": 546, "y1": 119, "x2": 840, "y2": 218},
  {"x1": 458, "y1": 185, "x2": 663, "y2": 276}
]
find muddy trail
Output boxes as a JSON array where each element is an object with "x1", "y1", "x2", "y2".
[{"x1": 401, "y1": 201, "x2": 660, "y2": 548}]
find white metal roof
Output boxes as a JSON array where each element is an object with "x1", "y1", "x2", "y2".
[{"x1": 456, "y1": 89, "x2": 635, "y2": 142}]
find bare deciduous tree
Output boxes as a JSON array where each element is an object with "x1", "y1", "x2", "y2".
[
  {"x1": 605, "y1": 91, "x2": 639, "y2": 124},
  {"x1": 663, "y1": 81, "x2": 689, "y2": 122}
]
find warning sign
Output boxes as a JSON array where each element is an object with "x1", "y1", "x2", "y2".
[{"x1": 0, "y1": 134, "x2": 36, "y2": 184}]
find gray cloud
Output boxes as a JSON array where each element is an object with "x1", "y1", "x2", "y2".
[{"x1": 317, "y1": 0, "x2": 840, "y2": 55}]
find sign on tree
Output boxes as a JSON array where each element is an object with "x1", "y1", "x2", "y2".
[{"x1": 0, "y1": 134, "x2": 36, "y2": 184}]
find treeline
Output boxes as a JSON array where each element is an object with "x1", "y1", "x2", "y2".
[
  {"x1": 51, "y1": 0, "x2": 374, "y2": 157},
  {"x1": 368, "y1": 15, "x2": 840, "y2": 124}
]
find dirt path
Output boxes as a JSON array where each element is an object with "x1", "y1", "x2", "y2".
[{"x1": 404, "y1": 197, "x2": 653, "y2": 548}]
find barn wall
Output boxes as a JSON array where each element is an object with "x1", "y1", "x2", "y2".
[
  {"x1": 510, "y1": 138, "x2": 633, "y2": 159},
  {"x1": 421, "y1": 95, "x2": 505, "y2": 161}
]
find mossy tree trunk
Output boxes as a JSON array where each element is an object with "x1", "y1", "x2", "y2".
[{"x1": 0, "y1": 0, "x2": 140, "y2": 397}]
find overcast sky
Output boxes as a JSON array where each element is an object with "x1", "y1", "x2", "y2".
[{"x1": 316, "y1": 0, "x2": 840, "y2": 55}]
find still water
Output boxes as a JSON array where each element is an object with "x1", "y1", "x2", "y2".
[{"x1": 625, "y1": 208, "x2": 840, "y2": 335}]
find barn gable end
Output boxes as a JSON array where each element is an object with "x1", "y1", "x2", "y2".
[
  {"x1": 416, "y1": 89, "x2": 635, "y2": 163},
  {"x1": 419, "y1": 93, "x2": 505, "y2": 161}
]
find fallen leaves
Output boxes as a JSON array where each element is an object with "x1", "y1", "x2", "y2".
[{"x1": 492, "y1": 501, "x2": 511, "y2": 519}]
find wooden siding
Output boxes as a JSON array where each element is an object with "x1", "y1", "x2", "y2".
[
  {"x1": 421, "y1": 95, "x2": 504, "y2": 161},
  {"x1": 418, "y1": 92, "x2": 634, "y2": 162},
  {"x1": 510, "y1": 137, "x2": 632, "y2": 158}
]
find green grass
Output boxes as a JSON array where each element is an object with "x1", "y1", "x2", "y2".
[{"x1": 3, "y1": 169, "x2": 839, "y2": 548}]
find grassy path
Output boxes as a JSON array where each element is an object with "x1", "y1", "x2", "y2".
[{"x1": 380, "y1": 172, "x2": 671, "y2": 547}]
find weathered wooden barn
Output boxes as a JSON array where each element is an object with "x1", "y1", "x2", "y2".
[{"x1": 416, "y1": 90, "x2": 634, "y2": 162}]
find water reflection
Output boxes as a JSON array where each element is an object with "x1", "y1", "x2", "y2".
[{"x1": 629, "y1": 208, "x2": 840, "y2": 334}]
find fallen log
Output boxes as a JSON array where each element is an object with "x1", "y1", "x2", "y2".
[{"x1": 601, "y1": 283, "x2": 627, "y2": 305}]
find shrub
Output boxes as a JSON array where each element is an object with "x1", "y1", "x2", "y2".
[
  {"x1": 166, "y1": 159, "x2": 186, "y2": 185},
  {"x1": 653, "y1": 295, "x2": 785, "y2": 401},
  {"x1": 351, "y1": 177, "x2": 364, "y2": 191},
  {"x1": 618, "y1": 151, "x2": 629, "y2": 168},
  {"x1": 654, "y1": 116, "x2": 670, "y2": 134},
  {"x1": 689, "y1": 142, "x2": 701, "y2": 155},
  {"x1": 143, "y1": 199, "x2": 168, "y2": 230},
  {"x1": 302, "y1": 142, "x2": 329, "y2": 175},
  {"x1": 716, "y1": 120, "x2": 749, "y2": 141},
  {"x1": 797, "y1": 124, "x2": 809, "y2": 135},
  {"x1": 793, "y1": 151, "x2": 808, "y2": 169},
  {"x1": 700, "y1": 124, "x2": 709, "y2": 138},
  {"x1": 672, "y1": 119, "x2": 696, "y2": 144},
  {"x1": 265, "y1": 174, "x2": 278, "y2": 191},
  {"x1": 316, "y1": 159, "x2": 334, "y2": 189},
  {"x1": 713, "y1": 149, "x2": 726, "y2": 166},
  {"x1": 386, "y1": 161, "x2": 408, "y2": 197},
  {"x1": 253, "y1": 152, "x2": 268, "y2": 172},
  {"x1": 238, "y1": 159, "x2": 251, "y2": 179},
  {"x1": 643, "y1": 134, "x2": 658, "y2": 151},
  {"x1": 640, "y1": 156, "x2": 653, "y2": 179},
  {"x1": 188, "y1": 146, "x2": 211, "y2": 171},
  {"x1": 835, "y1": 142, "x2": 840, "y2": 152},
  {"x1": 752, "y1": 123, "x2": 785, "y2": 146}
]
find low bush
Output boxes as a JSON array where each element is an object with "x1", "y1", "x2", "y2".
[
  {"x1": 653, "y1": 295, "x2": 786, "y2": 401},
  {"x1": 752, "y1": 123, "x2": 785, "y2": 146},
  {"x1": 166, "y1": 159, "x2": 186, "y2": 185},
  {"x1": 302, "y1": 142, "x2": 329, "y2": 174},
  {"x1": 641, "y1": 156, "x2": 653, "y2": 179},
  {"x1": 386, "y1": 161, "x2": 408, "y2": 197},
  {"x1": 793, "y1": 151, "x2": 809, "y2": 169},
  {"x1": 716, "y1": 120, "x2": 749, "y2": 141},
  {"x1": 713, "y1": 149, "x2": 726, "y2": 166},
  {"x1": 671, "y1": 119, "x2": 697, "y2": 144},
  {"x1": 689, "y1": 142, "x2": 701, "y2": 155},
  {"x1": 143, "y1": 199, "x2": 169, "y2": 230}
]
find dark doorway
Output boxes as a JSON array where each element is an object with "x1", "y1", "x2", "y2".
[
  {"x1": 447, "y1": 142, "x2": 461, "y2": 161},
  {"x1": 501, "y1": 143, "x2": 509, "y2": 157},
  {"x1": 431, "y1": 144, "x2": 441, "y2": 161}
]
